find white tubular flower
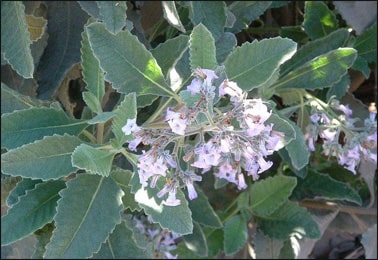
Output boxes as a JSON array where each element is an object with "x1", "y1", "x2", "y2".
[{"x1": 122, "y1": 118, "x2": 141, "y2": 135}]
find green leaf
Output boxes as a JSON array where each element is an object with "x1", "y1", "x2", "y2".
[
  {"x1": 189, "y1": 23, "x2": 217, "y2": 71},
  {"x1": 257, "y1": 201, "x2": 321, "y2": 239},
  {"x1": 6, "y1": 178, "x2": 42, "y2": 207},
  {"x1": 111, "y1": 93, "x2": 137, "y2": 147},
  {"x1": 81, "y1": 25, "x2": 105, "y2": 113},
  {"x1": 1, "y1": 107, "x2": 88, "y2": 150},
  {"x1": 78, "y1": 1, "x2": 101, "y2": 19},
  {"x1": 249, "y1": 175, "x2": 297, "y2": 217},
  {"x1": 123, "y1": 214, "x2": 153, "y2": 250},
  {"x1": 278, "y1": 148, "x2": 308, "y2": 179},
  {"x1": 188, "y1": 186, "x2": 222, "y2": 228},
  {"x1": 280, "y1": 28, "x2": 350, "y2": 77},
  {"x1": 44, "y1": 175, "x2": 124, "y2": 258},
  {"x1": 86, "y1": 22, "x2": 176, "y2": 98},
  {"x1": 151, "y1": 34, "x2": 189, "y2": 77},
  {"x1": 303, "y1": 1, "x2": 338, "y2": 40},
  {"x1": 227, "y1": 1, "x2": 272, "y2": 33},
  {"x1": 351, "y1": 56, "x2": 371, "y2": 79},
  {"x1": 292, "y1": 170, "x2": 362, "y2": 205},
  {"x1": 326, "y1": 73, "x2": 350, "y2": 100},
  {"x1": 82, "y1": 92, "x2": 103, "y2": 114},
  {"x1": 87, "y1": 111, "x2": 115, "y2": 124},
  {"x1": 253, "y1": 229, "x2": 283, "y2": 259},
  {"x1": 37, "y1": 2, "x2": 89, "y2": 99},
  {"x1": 189, "y1": 1, "x2": 226, "y2": 41},
  {"x1": 1, "y1": 180, "x2": 66, "y2": 246},
  {"x1": 279, "y1": 25, "x2": 309, "y2": 44},
  {"x1": 1, "y1": 82, "x2": 57, "y2": 114},
  {"x1": 274, "y1": 48, "x2": 357, "y2": 91},
  {"x1": 162, "y1": 1, "x2": 186, "y2": 33},
  {"x1": 92, "y1": 221, "x2": 153, "y2": 259},
  {"x1": 1, "y1": 1, "x2": 34, "y2": 78},
  {"x1": 215, "y1": 32, "x2": 237, "y2": 64},
  {"x1": 97, "y1": 1, "x2": 127, "y2": 34},
  {"x1": 71, "y1": 144, "x2": 116, "y2": 177},
  {"x1": 133, "y1": 177, "x2": 193, "y2": 235},
  {"x1": 204, "y1": 228, "x2": 224, "y2": 258},
  {"x1": 354, "y1": 23, "x2": 377, "y2": 63},
  {"x1": 224, "y1": 37, "x2": 297, "y2": 91},
  {"x1": 223, "y1": 215, "x2": 248, "y2": 255},
  {"x1": 1, "y1": 135, "x2": 83, "y2": 180},
  {"x1": 279, "y1": 114, "x2": 310, "y2": 171},
  {"x1": 279, "y1": 238, "x2": 296, "y2": 259},
  {"x1": 183, "y1": 221, "x2": 208, "y2": 257},
  {"x1": 110, "y1": 168, "x2": 141, "y2": 212}
]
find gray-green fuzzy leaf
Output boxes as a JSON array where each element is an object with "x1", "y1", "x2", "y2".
[
  {"x1": 86, "y1": 22, "x2": 175, "y2": 98},
  {"x1": 111, "y1": 93, "x2": 137, "y2": 147},
  {"x1": 92, "y1": 221, "x2": 153, "y2": 259},
  {"x1": 1, "y1": 180, "x2": 66, "y2": 246},
  {"x1": 227, "y1": 1, "x2": 272, "y2": 33},
  {"x1": 250, "y1": 175, "x2": 297, "y2": 217},
  {"x1": 1, "y1": 134, "x2": 83, "y2": 180},
  {"x1": 189, "y1": 23, "x2": 217, "y2": 71},
  {"x1": 223, "y1": 215, "x2": 248, "y2": 255},
  {"x1": 1, "y1": 1, "x2": 34, "y2": 78},
  {"x1": 1, "y1": 83, "x2": 56, "y2": 114},
  {"x1": 1, "y1": 107, "x2": 88, "y2": 150},
  {"x1": 97, "y1": 1, "x2": 127, "y2": 34},
  {"x1": 224, "y1": 37, "x2": 297, "y2": 91},
  {"x1": 44, "y1": 174, "x2": 124, "y2": 258},
  {"x1": 6, "y1": 178, "x2": 42, "y2": 207},
  {"x1": 189, "y1": 1, "x2": 226, "y2": 41},
  {"x1": 257, "y1": 201, "x2": 321, "y2": 239},
  {"x1": 81, "y1": 25, "x2": 105, "y2": 113},
  {"x1": 71, "y1": 144, "x2": 116, "y2": 177}
]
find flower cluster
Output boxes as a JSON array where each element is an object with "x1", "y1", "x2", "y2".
[
  {"x1": 305, "y1": 100, "x2": 377, "y2": 174},
  {"x1": 122, "y1": 68, "x2": 284, "y2": 206},
  {"x1": 132, "y1": 214, "x2": 181, "y2": 259}
]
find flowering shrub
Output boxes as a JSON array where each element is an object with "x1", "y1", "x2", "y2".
[{"x1": 1, "y1": 1, "x2": 377, "y2": 259}]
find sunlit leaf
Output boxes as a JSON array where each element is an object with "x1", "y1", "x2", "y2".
[
  {"x1": 162, "y1": 1, "x2": 186, "y2": 33},
  {"x1": 274, "y1": 48, "x2": 357, "y2": 91},
  {"x1": 86, "y1": 22, "x2": 176, "y2": 98},
  {"x1": 224, "y1": 37, "x2": 297, "y2": 91},
  {"x1": 303, "y1": 1, "x2": 338, "y2": 40}
]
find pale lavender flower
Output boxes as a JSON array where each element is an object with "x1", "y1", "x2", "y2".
[
  {"x1": 122, "y1": 118, "x2": 141, "y2": 135},
  {"x1": 187, "y1": 78, "x2": 202, "y2": 95},
  {"x1": 162, "y1": 190, "x2": 181, "y2": 206},
  {"x1": 166, "y1": 108, "x2": 187, "y2": 135}
]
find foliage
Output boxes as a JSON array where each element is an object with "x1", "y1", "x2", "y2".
[{"x1": 1, "y1": 1, "x2": 376, "y2": 259}]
